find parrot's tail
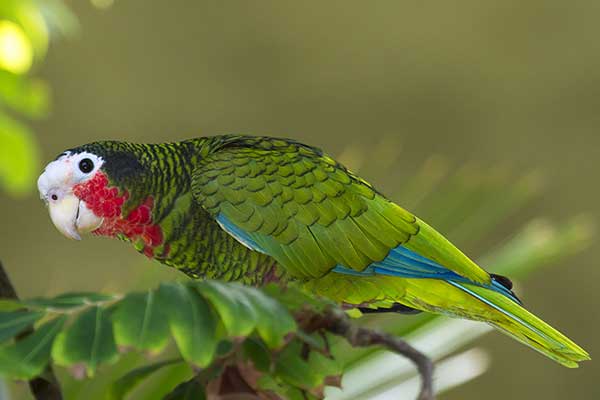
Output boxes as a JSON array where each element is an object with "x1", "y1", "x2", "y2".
[
  {"x1": 398, "y1": 278, "x2": 589, "y2": 368},
  {"x1": 448, "y1": 281, "x2": 590, "y2": 368}
]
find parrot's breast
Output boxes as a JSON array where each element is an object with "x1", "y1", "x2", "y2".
[{"x1": 73, "y1": 171, "x2": 167, "y2": 258}]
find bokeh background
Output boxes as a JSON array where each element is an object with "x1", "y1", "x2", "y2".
[{"x1": 1, "y1": 1, "x2": 599, "y2": 399}]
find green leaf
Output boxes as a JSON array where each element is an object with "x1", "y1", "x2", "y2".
[
  {"x1": 307, "y1": 351, "x2": 342, "y2": 383},
  {"x1": 215, "y1": 340, "x2": 234, "y2": 357},
  {"x1": 157, "y1": 283, "x2": 218, "y2": 367},
  {"x1": 264, "y1": 284, "x2": 330, "y2": 312},
  {"x1": 286, "y1": 388, "x2": 318, "y2": 400},
  {"x1": 51, "y1": 306, "x2": 119, "y2": 376},
  {"x1": 0, "y1": 112, "x2": 39, "y2": 196},
  {"x1": 124, "y1": 362, "x2": 194, "y2": 400},
  {"x1": 0, "y1": 315, "x2": 66, "y2": 379},
  {"x1": 2, "y1": 0, "x2": 49, "y2": 58},
  {"x1": 242, "y1": 338, "x2": 271, "y2": 372},
  {"x1": 0, "y1": 19, "x2": 33, "y2": 74},
  {"x1": 24, "y1": 292, "x2": 117, "y2": 311},
  {"x1": 195, "y1": 281, "x2": 258, "y2": 337},
  {"x1": 241, "y1": 286, "x2": 296, "y2": 348},
  {"x1": 257, "y1": 373, "x2": 285, "y2": 392},
  {"x1": 294, "y1": 330, "x2": 327, "y2": 353},
  {"x1": 272, "y1": 341, "x2": 341, "y2": 392},
  {"x1": 274, "y1": 342, "x2": 322, "y2": 389},
  {"x1": 0, "y1": 71, "x2": 50, "y2": 118},
  {"x1": 0, "y1": 309, "x2": 44, "y2": 342},
  {"x1": 108, "y1": 358, "x2": 182, "y2": 400},
  {"x1": 163, "y1": 377, "x2": 207, "y2": 400},
  {"x1": 0, "y1": 299, "x2": 23, "y2": 312},
  {"x1": 112, "y1": 290, "x2": 169, "y2": 353}
]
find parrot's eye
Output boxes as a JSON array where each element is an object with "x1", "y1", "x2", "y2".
[{"x1": 78, "y1": 158, "x2": 94, "y2": 173}]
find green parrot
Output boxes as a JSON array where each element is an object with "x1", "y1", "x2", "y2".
[{"x1": 37, "y1": 135, "x2": 588, "y2": 367}]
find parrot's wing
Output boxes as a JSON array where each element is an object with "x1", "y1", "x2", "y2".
[{"x1": 191, "y1": 136, "x2": 490, "y2": 284}]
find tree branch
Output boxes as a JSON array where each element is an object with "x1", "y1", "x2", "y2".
[
  {"x1": 0, "y1": 261, "x2": 63, "y2": 400},
  {"x1": 306, "y1": 308, "x2": 435, "y2": 400}
]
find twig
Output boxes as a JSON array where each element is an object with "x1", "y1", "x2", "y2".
[
  {"x1": 310, "y1": 307, "x2": 435, "y2": 400},
  {"x1": 0, "y1": 261, "x2": 63, "y2": 400}
]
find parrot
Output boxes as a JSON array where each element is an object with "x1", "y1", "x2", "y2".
[{"x1": 36, "y1": 135, "x2": 589, "y2": 368}]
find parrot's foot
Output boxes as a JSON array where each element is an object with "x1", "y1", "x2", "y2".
[{"x1": 359, "y1": 303, "x2": 423, "y2": 315}]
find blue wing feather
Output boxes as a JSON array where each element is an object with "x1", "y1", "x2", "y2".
[
  {"x1": 218, "y1": 214, "x2": 520, "y2": 304},
  {"x1": 216, "y1": 214, "x2": 265, "y2": 253},
  {"x1": 333, "y1": 246, "x2": 521, "y2": 304}
]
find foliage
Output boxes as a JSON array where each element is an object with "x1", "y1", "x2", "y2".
[
  {"x1": 0, "y1": 0, "x2": 76, "y2": 196},
  {"x1": 0, "y1": 281, "x2": 346, "y2": 399}
]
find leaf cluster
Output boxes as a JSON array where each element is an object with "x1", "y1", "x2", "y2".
[{"x1": 0, "y1": 281, "x2": 343, "y2": 399}]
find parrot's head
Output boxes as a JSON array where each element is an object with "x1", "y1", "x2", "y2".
[
  {"x1": 37, "y1": 143, "x2": 147, "y2": 241},
  {"x1": 37, "y1": 150, "x2": 107, "y2": 240}
]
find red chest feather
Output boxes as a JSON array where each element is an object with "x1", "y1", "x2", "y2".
[{"x1": 73, "y1": 172, "x2": 164, "y2": 257}]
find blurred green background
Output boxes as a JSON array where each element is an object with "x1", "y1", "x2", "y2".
[{"x1": 0, "y1": 0, "x2": 599, "y2": 399}]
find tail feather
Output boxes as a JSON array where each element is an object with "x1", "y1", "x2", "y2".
[{"x1": 450, "y1": 281, "x2": 590, "y2": 368}]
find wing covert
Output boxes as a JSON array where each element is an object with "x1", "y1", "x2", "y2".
[
  {"x1": 191, "y1": 137, "x2": 416, "y2": 279},
  {"x1": 191, "y1": 136, "x2": 490, "y2": 285}
]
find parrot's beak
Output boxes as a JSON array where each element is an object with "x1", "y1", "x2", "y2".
[
  {"x1": 48, "y1": 193, "x2": 103, "y2": 240},
  {"x1": 48, "y1": 193, "x2": 81, "y2": 240}
]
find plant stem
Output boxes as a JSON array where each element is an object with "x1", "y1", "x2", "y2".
[{"x1": 318, "y1": 308, "x2": 434, "y2": 400}]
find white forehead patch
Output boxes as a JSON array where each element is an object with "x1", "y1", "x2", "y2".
[{"x1": 37, "y1": 151, "x2": 104, "y2": 200}]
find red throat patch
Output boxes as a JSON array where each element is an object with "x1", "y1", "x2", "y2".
[{"x1": 73, "y1": 172, "x2": 164, "y2": 257}]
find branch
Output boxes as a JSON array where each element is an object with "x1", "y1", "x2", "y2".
[
  {"x1": 303, "y1": 307, "x2": 435, "y2": 400},
  {"x1": 0, "y1": 261, "x2": 63, "y2": 400}
]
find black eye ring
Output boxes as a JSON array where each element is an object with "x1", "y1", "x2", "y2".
[{"x1": 79, "y1": 158, "x2": 94, "y2": 173}]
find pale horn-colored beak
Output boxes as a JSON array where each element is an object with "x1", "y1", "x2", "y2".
[
  {"x1": 48, "y1": 193, "x2": 103, "y2": 240},
  {"x1": 48, "y1": 193, "x2": 81, "y2": 240}
]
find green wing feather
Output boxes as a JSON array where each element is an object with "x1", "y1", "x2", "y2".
[{"x1": 191, "y1": 136, "x2": 490, "y2": 284}]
